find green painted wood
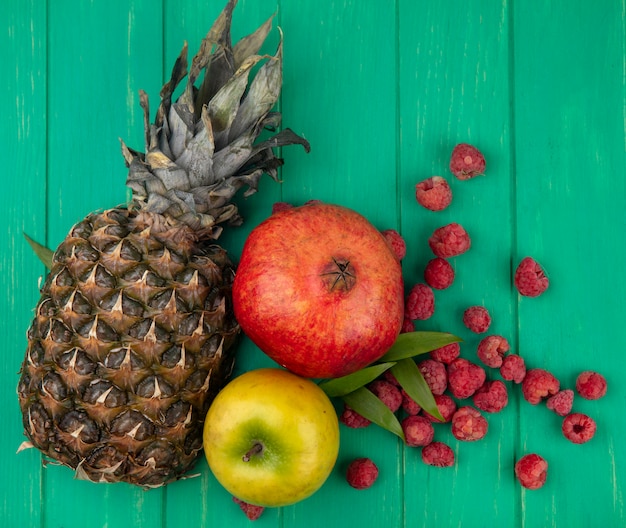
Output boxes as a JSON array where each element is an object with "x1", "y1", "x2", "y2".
[
  {"x1": 397, "y1": 2, "x2": 518, "y2": 526},
  {"x1": 1, "y1": 1, "x2": 47, "y2": 526},
  {"x1": 512, "y1": 1, "x2": 626, "y2": 526},
  {"x1": 40, "y1": 1, "x2": 166, "y2": 527},
  {"x1": 280, "y1": 3, "x2": 404, "y2": 527},
  {"x1": 2, "y1": 1, "x2": 625, "y2": 527},
  {"x1": 160, "y1": 2, "x2": 288, "y2": 527}
]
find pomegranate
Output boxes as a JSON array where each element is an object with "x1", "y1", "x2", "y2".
[{"x1": 232, "y1": 203, "x2": 404, "y2": 378}]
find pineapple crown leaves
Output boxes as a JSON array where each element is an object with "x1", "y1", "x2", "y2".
[
  {"x1": 24, "y1": 233, "x2": 54, "y2": 270},
  {"x1": 121, "y1": 0, "x2": 310, "y2": 239},
  {"x1": 318, "y1": 331, "x2": 462, "y2": 441}
]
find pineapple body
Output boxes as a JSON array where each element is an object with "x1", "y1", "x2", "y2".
[
  {"x1": 17, "y1": 0, "x2": 308, "y2": 487},
  {"x1": 18, "y1": 207, "x2": 239, "y2": 487}
]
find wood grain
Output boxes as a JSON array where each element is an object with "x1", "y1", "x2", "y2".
[
  {"x1": 2, "y1": 1, "x2": 624, "y2": 526},
  {"x1": 1, "y1": 1, "x2": 47, "y2": 526}
]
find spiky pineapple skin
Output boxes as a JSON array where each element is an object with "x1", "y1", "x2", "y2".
[
  {"x1": 17, "y1": 207, "x2": 239, "y2": 487},
  {"x1": 17, "y1": 0, "x2": 309, "y2": 487}
]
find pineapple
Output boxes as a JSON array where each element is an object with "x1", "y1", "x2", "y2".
[{"x1": 17, "y1": 0, "x2": 309, "y2": 488}]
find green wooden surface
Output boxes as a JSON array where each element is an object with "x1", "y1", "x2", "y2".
[{"x1": 2, "y1": 0, "x2": 625, "y2": 526}]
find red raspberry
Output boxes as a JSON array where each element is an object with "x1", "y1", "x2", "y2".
[
  {"x1": 421, "y1": 441, "x2": 455, "y2": 467},
  {"x1": 340, "y1": 405, "x2": 371, "y2": 428},
  {"x1": 451, "y1": 406, "x2": 488, "y2": 441},
  {"x1": 575, "y1": 371, "x2": 607, "y2": 400},
  {"x1": 346, "y1": 458, "x2": 379, "y2": 489},
  {"x1": 546, "y1": 389, "x2": 574, "y2": 416},
  {"x1": 415, "y1": 176, "x2": 453, "y2": 211},
  {"x1": 233, "y1": 497, "x2": 264, "y2": 521},
  {"x1": 368, "y1": 380, "x2": 402, "y2": 413},
  {"x1": 562, "y1": 413, "x2": 597, "y2": 444},
  {"x1": 472, "y1": 380, "x2": 508, "y2": 413},
  {"x1": 381, "y1": 229, "x2": 407, "y2": 261},
  {"x1": 423, "y1": 394, "x2": 457, "y2": 423},
  {"x1": 400, "y1": 388, "x2": 422, "y2": 415},
  {"x1": 521, "y1": 368, "x2": 560, "y2": 405},
  {"x1": 401, "y1": 316, "x2": 416, "y2": 333},
  {"x1": 499, "y1": 354, "x2": 526, "y2": 383},
  {"x1": 449, "y1": 143, "x2": 486, "y2": 180},
  {"x1": 515, "y1": 454, "x2": 548, "y2": 490},
  {"x1": 382, "y1": 370, "x2": 399, "y2": 386},
  {"x1": 462, "y1": 306, "x2": 491, "y2": 333},
  {"x1": 402, "y1": 415, "x2": 435, "y2": 447},
  {"x1": 430, "y1": 342, "x2": 461, "y2": 365},
  {"x1": 405, "y1": 283, "x2": 435, "y2": 320},
  {"x1": 477, "y1": 335, "x2": 510, "y2": 368},
  {"x1": 271, "y1": 201, "x2": 293, "y2": 214},
  {"x1": 418, "y1": 359, "x2": 448, "y2": 395},
  {"x1": 447, "y1": 358, "x2": 486, "y2": 399},
  {"x1": 428, "y1": 223, "x2": 471, "y2": 258},
  {"x1": 514, "y1": 257, "x2": 549, "y2": 297},
  {"x1": 424, "y1": 257, "x2": 455, "y2": 290}
]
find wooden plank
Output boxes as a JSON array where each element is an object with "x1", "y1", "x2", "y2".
[
  {"x1": 46, "y1": 0, "x2": 162, "y2": 243},
  {"x1": 512, "y1": 1, "x2": 626, "y2": 526},
  {"x1": 42, "y1": 1, "x2": 166, "y2": 526},
  {"x1": 168, "y1": 0, "x2": 403, "y2": 526},
  {"x1": 162, "y1": 2, "x2": 286, "y2": 526},
  {"x1": 2, "y1": 1, "x2": 625, "y2": 526},
  {"x1": 398, "y1": 1, "x2": 517, "y2": 526},
  {"x1": 1, "y1": 1, "x2": 47, "y2": 526},
  {"x1": 280, "y1": 0, "x2": 400, "y2": 229},
  {"x1": 279, "y1": 2, "x2": 403, "y2": 527}
]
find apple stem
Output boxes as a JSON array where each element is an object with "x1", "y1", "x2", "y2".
[{"x1": 242, "y1": 441, "x2": 264, "y2": 462}]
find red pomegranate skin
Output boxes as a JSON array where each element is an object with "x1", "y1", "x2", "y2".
[{"x1": 232, "y1": 203, "x2": 405, "y2": 379}]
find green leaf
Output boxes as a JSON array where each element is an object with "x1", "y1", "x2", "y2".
[
  {"x1": 24, "y1": 233, "x2": 54, "y2": 270},
  {"x1": 342, "y1": 387, "x2": 405, "y2": 441},
  {"x1": 391, "y1": 358, "x2": 444, "y2": 422},
  {"x1": 318, "y1": 362, "x2": 395, "y2": 397},
  {"x1": 379, "y1": 331, "x2": 462, "y2": 363}
]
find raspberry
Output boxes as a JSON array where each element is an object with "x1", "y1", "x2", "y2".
[
  {"x1": 521, "y1": 368, "x2": 560, "y2": 405},
  {"x1": 515, "y1": 454, "x2": 548, "y2": 490},
  {"x1": 423, "y1": 394, "x2": 457, "y2": 423},
  {"x1": 405, "y1": 283, "x2": 435, "y2": 320},
  {"x1": 346, "y1": 458, "x2": 379, "y2": 489},
  {"x1": 514, "y1": 257, "x2": 549, "y2": 297},
  {"x1": 428, "y1": 223, "x2": 471, "y2": 258},
  {"x1": 430, "y1": 342, "x2": 461, "y2": 365},
  {"x1": 449, "y1": 143, "x2": 486, "y2": 180},
  {"x1": 368, "y1": 380, "x2": 402, "y2": 413},
  {"x1": 381, "y1": 229, "x2": 407, "y2": 261},
  {"x1": 382, "y1": 370, "x2": 399, "y2": 386},
  {"x1": 340, "y1": 404, "x2": 371, "y2": 428},
  {"x1": 477, "y1": 335, "x2": 510, "y2": 368},
  {"x1": 462, "y1": 306, "x2": 491, "y2": 333},
  {"x1": 472, "y1": 380, "x2": 508, "y2": 413},
  {"x1": 400, "y1": 388, "x2": 422, "y2": 415},
  {"x1": 500, "y1": 354, "x2": 526, "y2": 383},
  {"x1": 415, "y1": 176, "x2": 453, "y2": 211},
  {"x1": 421, "y1": 442, "x2": 455, "y2": 467},
  {"x1": 575, "y1": 371, "x2": 607, "y2": 400},
  {"x1": 546, "y1": 389, "x2": 574, "y2": 416},
  {"x1": 233, "y1": 497, "x2": 264, "y2": 521},
  {"x1": 424, "y1": 257, "x2": 455, "y2": 290},
  {"x1": 418, "y1": 359, "x2": 448, "y2": 395},
  {"x1": 562, "y1": 413, "x2": 597, "y2": 444},
  {"x1": 402, "y1": 415, "x2": 435, "y2": 447},
  {"x1": 451, "y1": 406, "x2": 488, "y2": 441},
  {"x1": 271, "y1": 201, "x2": 293, "y2": 214},
  {"x1": 401, "y1": 316, "x2": 416, "y2": 333},
  {"x1": 447, "y1": 358, "x2": 486, "y2": 399}
]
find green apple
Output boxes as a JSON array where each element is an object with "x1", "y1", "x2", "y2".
[{"x1": 203, "y1": 368, "x2": 340, "y2": 507}]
